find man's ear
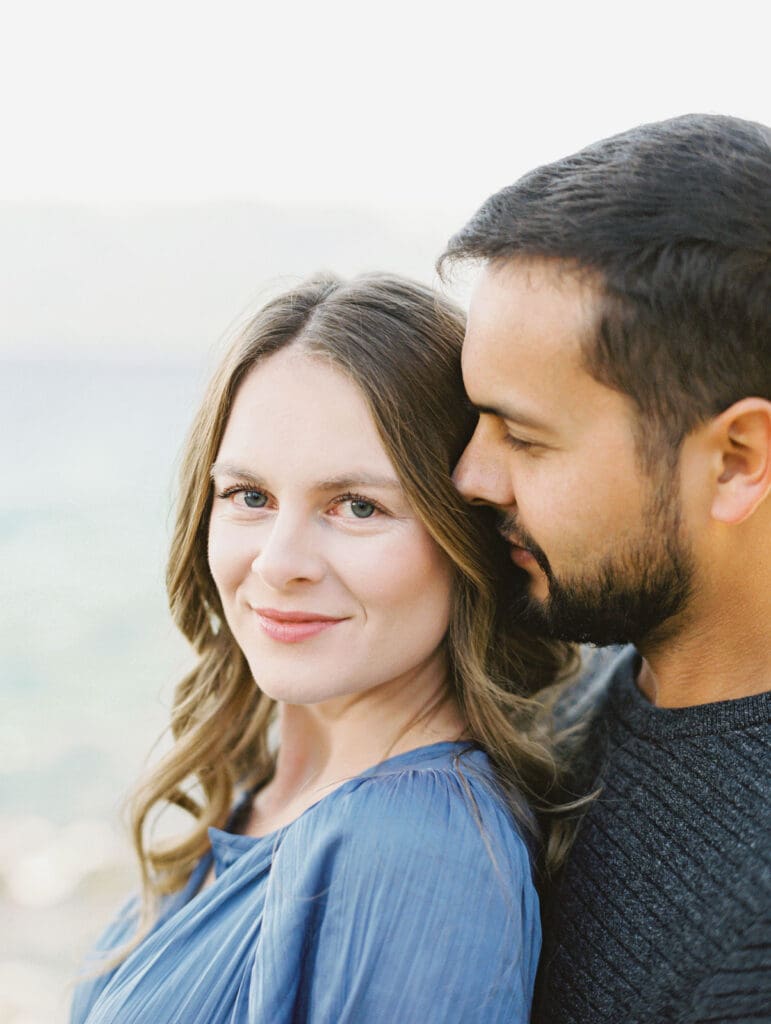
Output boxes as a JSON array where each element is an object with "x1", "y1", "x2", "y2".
[{"x1": 710, "y1": 398, "x2": 771, "y2": 525}]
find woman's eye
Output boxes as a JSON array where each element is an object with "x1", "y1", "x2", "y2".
[
  {"x1": 332, "y1": 494, "x2": 381, "y2": 519},
  {"x1": 217, "y1": 486, "x2": 269, "y2": 509},
  {"x1": 241, "y1": 490, "x2": 268, "y2": 509},
  {"x1": 349, "y1": 499, "x2": 376, "y2": 519}
]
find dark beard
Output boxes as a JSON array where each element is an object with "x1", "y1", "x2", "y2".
[{"x1": 501, "y1": 484, "x2": 695, "y2": 649}]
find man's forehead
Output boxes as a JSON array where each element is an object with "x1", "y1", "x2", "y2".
[
  {"x1": 461, "y1": 259, "x2": 605, "y2": 421},
  {"x1": 466, "y1": 257, "x2": 600, "y2": 358}
]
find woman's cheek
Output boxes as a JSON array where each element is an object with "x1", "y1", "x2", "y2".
[{"x1": 208, "y1": 519, "x2": 253, "y2": 595}]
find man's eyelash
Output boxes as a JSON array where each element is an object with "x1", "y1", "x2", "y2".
[{"x1": 502, "y1": 435, "x2": 537, "y2": 452}]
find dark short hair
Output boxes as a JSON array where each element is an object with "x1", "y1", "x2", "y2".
[{"x1": 440, "y1": 114, "x2": 771, "y2": 464}]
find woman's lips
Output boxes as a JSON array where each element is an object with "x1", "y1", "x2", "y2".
[{"x1": 252, "y1": 608, "x2": 347, "y2": 644}]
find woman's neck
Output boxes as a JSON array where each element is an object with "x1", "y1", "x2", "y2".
[{"x1": 245, "y1": 650, "x2": 466, "y2": 835}]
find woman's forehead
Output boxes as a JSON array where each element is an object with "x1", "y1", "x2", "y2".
[{"x1": 216, "y1": 351, "x2": 399, "y2": 486}]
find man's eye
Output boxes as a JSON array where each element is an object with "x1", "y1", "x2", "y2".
[{"x1": 503, "y1": 435, "x2": 536, "y2": 452}]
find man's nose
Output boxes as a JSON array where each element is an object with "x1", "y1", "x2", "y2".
[
  {"x1": 250, "y1": 512, "x2": 325, "y2": 590},
  {"x1": 452, "y1": 423, "x2": 515, "y2": 509}
]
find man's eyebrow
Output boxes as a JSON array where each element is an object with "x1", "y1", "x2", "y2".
[
  {"x1": 470, "y1": 403, "x2": 549, "y2": 432},
  {"x1": 210, "y1": 463, "x2": 402, "y2": 491}
]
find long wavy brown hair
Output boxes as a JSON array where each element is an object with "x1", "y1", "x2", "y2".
[{"x1": 123, "y1": 272, "x2": 577, "y2": 958}]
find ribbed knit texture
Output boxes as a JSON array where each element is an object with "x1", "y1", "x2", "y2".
[{"x1": 534, "y1": 647, "x2": 771, "y2": 1024}]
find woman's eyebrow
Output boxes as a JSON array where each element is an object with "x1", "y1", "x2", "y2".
[
  {"x1": 210, "y1": 461, "x2": 265, "y2": 482},
  {"x1": 314, "y1": 474, "x2": 402, "y2": 492},
  {"x1": 210, "y1": 463, "x2": 401, "y2": 492}
]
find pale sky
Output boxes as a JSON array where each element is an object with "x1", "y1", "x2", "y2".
[{"x1": 1, "y1": 0, "x2": 768, "y2": 215}]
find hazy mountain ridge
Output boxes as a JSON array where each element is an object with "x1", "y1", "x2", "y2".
[{"x1": 1, "y1": 201, "x2": 458, "y2": 361}]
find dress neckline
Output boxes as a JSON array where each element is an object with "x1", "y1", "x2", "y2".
[{"x1": 206, "y1": 740, "x2": 480, "y2": 870}]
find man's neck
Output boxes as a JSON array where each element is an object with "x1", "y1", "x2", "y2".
[{"x1": 637, "y1": 602, "x2": 770, "y2": 708}]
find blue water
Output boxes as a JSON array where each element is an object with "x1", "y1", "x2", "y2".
[{"x1": 1, "y1": 358, "x2": 207, "y2": 823}]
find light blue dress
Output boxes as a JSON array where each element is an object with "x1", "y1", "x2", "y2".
[{"x1": 71, "y1": 742, "x2": 541, "y2": 1023}]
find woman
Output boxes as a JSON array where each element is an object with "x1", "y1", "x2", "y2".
[{"x1": 71, "y1": 273, "x2": 572, "y2": 1023}]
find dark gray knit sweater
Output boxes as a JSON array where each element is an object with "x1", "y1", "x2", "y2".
[{"x1": 533, "y1": 647, "x2": 771, "y2": 1024}]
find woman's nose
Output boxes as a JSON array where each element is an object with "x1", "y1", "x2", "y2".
[
  {"x1": 250, "y1": 513, "x2": 326, "y2": 590},
  {"x1": 452, "y1": 423, "x2": 516, "y2": 509}
]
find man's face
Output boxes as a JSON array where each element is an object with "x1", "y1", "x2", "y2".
[{"x1": 453, "y1": 259, "x2": 694, "y2": 647}]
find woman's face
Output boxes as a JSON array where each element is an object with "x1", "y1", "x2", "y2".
[{"x1": 208, "y1": 346, "x2": 454, "y2": 707}]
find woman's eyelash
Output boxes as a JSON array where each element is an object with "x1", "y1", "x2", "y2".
[
  {"x1": 216, "y1": 483, "x2": 265, "y2": 500},
  {"x1": 332, "y1": 492, "x2": 387, "y2": 515},
  {"x1": 215, "y1": 485, "x2": 386, "y2": 515}
]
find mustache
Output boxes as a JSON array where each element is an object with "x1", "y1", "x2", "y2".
[
  {"x1": 497, "y1": 513, "x2": 533, "y2": 549},
  {"x1": 496, "y1": 513, "x2": 553, "y2": 578}
]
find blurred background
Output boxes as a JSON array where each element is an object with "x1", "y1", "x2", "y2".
[{"x1": 1, "y1": 1, "x2": 768, "y2": 1020}]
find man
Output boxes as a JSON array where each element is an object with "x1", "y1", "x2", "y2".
[{"x1": 441, "y1": 114, "x2": 770, "y2": 1023}]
